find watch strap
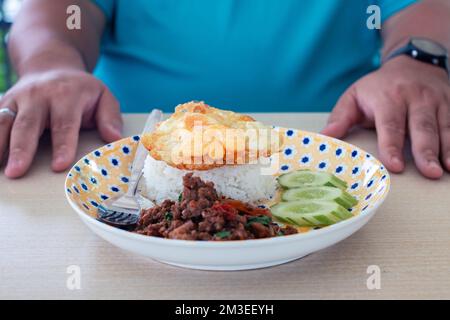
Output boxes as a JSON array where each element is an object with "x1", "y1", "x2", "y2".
[{"x1": 386, "y1": 41, "x2": 449, "y2": 74}]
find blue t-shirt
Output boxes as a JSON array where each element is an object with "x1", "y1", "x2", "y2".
[{"x1": 92, "y1": 0, "x2": 417, "y2": 113}]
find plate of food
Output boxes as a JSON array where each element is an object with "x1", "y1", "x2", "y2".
[{"x1": 65, "y1": 101, "x2": 390, "y2": 270}]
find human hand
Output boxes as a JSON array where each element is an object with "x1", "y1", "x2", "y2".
[
  {"x1": 0, "y1": 69, "x2": 123, "y2": 178},
  {"x1": 322, "y1": 56, "x2": 450, "y2": 179}
]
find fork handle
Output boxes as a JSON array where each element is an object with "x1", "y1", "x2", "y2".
[{"x1": 126, "y1": 109, "x2": 163, "y2": 196}]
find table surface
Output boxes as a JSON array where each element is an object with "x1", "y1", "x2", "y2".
[{"x1": 1, "y1": 113, "x2": 449, "y2": 300}]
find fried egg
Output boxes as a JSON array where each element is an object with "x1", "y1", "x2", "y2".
[{"x1": 141, "y1": 101, "x2": 283, "y2": 170}]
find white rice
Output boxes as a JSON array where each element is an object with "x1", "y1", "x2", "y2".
[{"x1": 143, "y1": 155, "x2": 276, "y2": 204}]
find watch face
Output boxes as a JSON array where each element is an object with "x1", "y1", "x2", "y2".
[{"x1": 412, "y1": 38, "x2": 447, "y2": 56}]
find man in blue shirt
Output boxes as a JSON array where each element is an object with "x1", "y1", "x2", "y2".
[{"x1": 1, "y1": 0, "x2": 449, "y2": 179}]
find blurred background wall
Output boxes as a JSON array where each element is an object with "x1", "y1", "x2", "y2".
[{"x1": 0, "y1": 0, "x2": 21, "y2": 94}]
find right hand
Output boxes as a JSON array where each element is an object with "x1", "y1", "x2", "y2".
[{"x1": 0, "y1": 69, "x2": 123, "y2": 178}]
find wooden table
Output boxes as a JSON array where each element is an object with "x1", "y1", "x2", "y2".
[{"x1": 1, "y1": 113, "x2": 449, "y2": 300}]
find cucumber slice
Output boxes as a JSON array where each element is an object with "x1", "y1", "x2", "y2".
[
  {"x1": 271, "y1": 200, "x2": 352, "y2": 227},
  {"x1": 281, "y1": 186, "x2": 357, "y2": 209},
  {"x1": 278, "y1": 170, "x2": 347, "y2": 189}
]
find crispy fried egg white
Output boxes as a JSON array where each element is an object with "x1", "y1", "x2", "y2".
[{"x1": 141, "y1": 101, "x2": 283, "y2": 170}]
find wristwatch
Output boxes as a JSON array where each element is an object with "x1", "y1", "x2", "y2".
[{"x1": 385, "y1": 37, "x2": 449, "y2": 76}]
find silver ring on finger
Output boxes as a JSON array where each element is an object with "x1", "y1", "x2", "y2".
[{"x1": 0, "y1": 107, "x2": 17, "y2": 119}]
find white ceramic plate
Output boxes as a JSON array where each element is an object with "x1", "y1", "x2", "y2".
[{"x1": 65, "y1": 128, "x2": 390, "y2": 270}]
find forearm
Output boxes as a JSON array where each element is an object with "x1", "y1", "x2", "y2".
[
  {"x1": 381, "y1": 0, "x2": 450, "y2": 59},
  {"x1": 8, "y1": 0, "x2": 105, "y2": 76}
]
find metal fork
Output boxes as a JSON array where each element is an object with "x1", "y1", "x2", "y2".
[{"x1": 97, "y1": 109, "x2": 163, "y2": 229}]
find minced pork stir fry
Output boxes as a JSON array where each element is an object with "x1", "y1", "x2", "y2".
[{"x1": 135, "y1": 173, "x2": 297, "y2": 240}]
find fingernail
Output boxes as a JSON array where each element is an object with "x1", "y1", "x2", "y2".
[
  {"x1": 322, "y1": 122, "x2": 335, "y2": 129},
  {"x1": 5, "y1": 158, "x2": 23, "y2": 177},
  {"x1": 391, "y1": 156, "x2": 402, "y2": 166},
  {"x1": 390, "y1": 156, "x2": 404, "y2": 171},
  {"x1": 111, "y1": 124, "x2": 122, "y2": 137},
  {"x1": 8, "y1": 158, "x2": 23, "y2": 170},
  {"x1": 426, "y1": 160, "x2": 443, "y2": 179},
  {"x1": 321, "y1": 123, "x2": 341, "y2": 137},
  {"x1": 54, "y1": 154, "x2": 66, "y2": 166},
  {"x1": 428, "y1": 160, "x2": 443, "y2": 171}
]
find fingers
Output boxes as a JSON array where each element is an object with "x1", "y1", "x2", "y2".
[
  {"x1": 409, "y1": 103, "x2": 443, "y2": 179},
  {"x1": 95, "y1": 87, "x2": 123, "y2": 143},
  {"x1": 438, "y1": 99, "x2": 450, "y2": 172},
  {"x1": 0, "y1": 100, "x2": 17, "y2": 166},
  {"x1": 321, "y1": 86, "x2": 363, "y2": 138},
  {"x1": 50, "y1": 103, "x2": 83, "y2": 172},
  {"x1": 5, "y1": 101, "x2": 47, "y2": 178},
  {"x1": 374, "y1": 98, "x2": 407, "y2": 173}
]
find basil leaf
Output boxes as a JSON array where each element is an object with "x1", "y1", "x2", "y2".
[
  {"x1": 214, "y1": 231, "x2": 231, "y2": 239},
  {"x1": 178, "y1": 193, "x2": 183, "y2": 202},
  {"x1": 164, "y1": 211, "x2": 173, "y2": 221},
  {"x1": 247, "y1": 215, "x2": 271, "y2": 226}
]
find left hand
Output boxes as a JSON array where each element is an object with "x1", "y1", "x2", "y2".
[{"x1": 322, "y1": 56, "x2": 450, "y2": 179}]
